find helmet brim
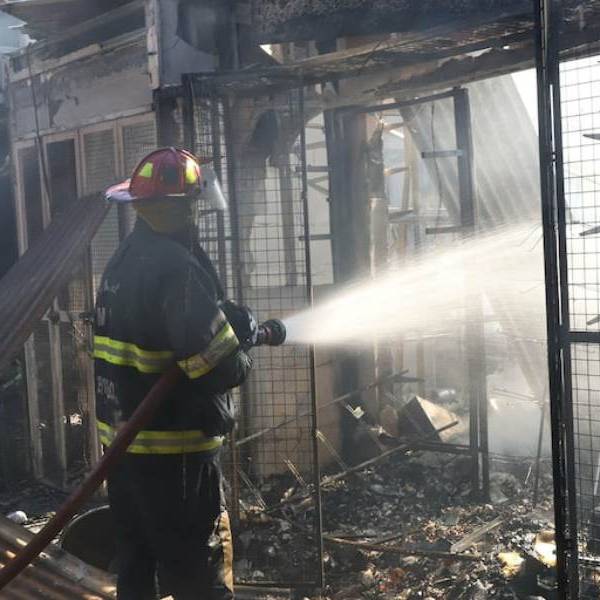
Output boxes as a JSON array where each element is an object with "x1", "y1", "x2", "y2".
[{"x1": 105, "y1": 180, "x2": 135, "y2": 203}]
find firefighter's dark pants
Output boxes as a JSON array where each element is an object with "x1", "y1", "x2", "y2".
[{"x1": 107, "y1": 451, "x2": 234, "y2": 600}]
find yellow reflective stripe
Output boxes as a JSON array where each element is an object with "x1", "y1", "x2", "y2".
[
  {"x1": 97, "y1": 420, "x2": 223, "y2": 454},
  {"x1": 94, "y1": 336, "x2": 173, "y2": 360},
  {"x1": 178, "y1": 322, "x2": 239, "y2": 380},
  {"x1": 93, "y1": 336, "x2": 174, "y2": 374},
  {"x1": 185, "y1": 158, "x2": 199, "y2": 184},
  {"x1": 138, "y1": 162, "x2": 153, "y2": 177}
]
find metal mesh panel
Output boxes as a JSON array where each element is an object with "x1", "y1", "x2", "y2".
[
  {"x1": 122, "y1": 120, "x2": 156, "y2": 173},
  {"x1": 58, "y1": 257, "x2": 93, "y2": 476},
  {"x1": 571, "y1": 343, "x2": 600, "y2": 595},
  {"x1": 376, "y1": 99, "x2": 468, "y2": 412},
  {"x1": 84, "y1": 130, "x2": 117, "y2": 193},
  {"x1": 193, "y1": 97, "x2": 233, "y2": 290},
  {"x1": 560, "y1": 54, "x2": 600, "y2": 596},
  {"x1": 121, "y1": 119, "x2": 158, "y2": 235},
  {"x1": 85, "y1": 129, "x2": 119, "y2": 293},
  {"x1": 30, "y1": 321, "x2": 60, "y2": 479},
  {"x1": 122, "y1": 119, "x2": 157, "y2": 173},
  {"x1": 304, "y1": 114, "x2": 333, "y2": 286},
  {"x1": 561, "y1": 56, "x2": 600, "y2": 333},
  {"x1": 191, "y1": 87, "x2": 321, "y2": 587},
  {"x1": 60, "y1": 318, "x2": 89, "y2": 477}
]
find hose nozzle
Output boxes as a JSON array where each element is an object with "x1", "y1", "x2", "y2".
[{"x1": 255, "y1": 319, "x2": 286, "y2": 346}]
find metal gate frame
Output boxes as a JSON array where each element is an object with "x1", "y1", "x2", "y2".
[
  {"x1": 536, "y1": 0, "x2": 600, "y2": 597},
  {"x1": 337, "y1": 87, "x2": 491, "y2": 499},
  {"x1": 182, "y1": 76, "x2": 324, "y2": 592}
]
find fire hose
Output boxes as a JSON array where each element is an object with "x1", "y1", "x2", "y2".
[{"x1": 0, "y1": 318, "x2": 286, "y2": 591}]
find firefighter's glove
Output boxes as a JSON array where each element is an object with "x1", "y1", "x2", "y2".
[{"x1": 220, "y1": 300, "x2": 258, "y2": 350}]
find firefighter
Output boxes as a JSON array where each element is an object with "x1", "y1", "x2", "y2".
[{"x1": 94, "y1": 147, "x2": 254, "y2": 599}]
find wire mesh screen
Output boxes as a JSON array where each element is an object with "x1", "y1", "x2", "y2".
[
  {"x1": 13, "y1": 117, "x2": 159, "y2": 487},
  {"x1": 560, "y1": 54, "x2": 600, "y2": 596},
  {"x1": 191, "y1": 96, "x2": 232, "y2": 289},
  {"x1": 190, "y1": 83, "x2": 322, "y2": 587},
  {"x1": 87, "y1": 119, "x2": 158, "y2": 291},
  {"x1": 58, "y1": 257, "x2": 93, "y2": 479},
  {"x1": 30, "y1": 321, "x2": 60, "y2": 479},
  {"x1": 122, "y1": 121, "x2": 157, "y2": 174},
  {"x1": 562, "y1": 56, "x2": 600, "y2": 332},
  {"x1": 85, "y1": 129, "x2": 120, "y2": 294},
  {"x1": 121, "y1": 120, "x2": 158, "y2": 236}
]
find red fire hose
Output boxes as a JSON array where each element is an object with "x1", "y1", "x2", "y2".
[
  {"x1": 0, "y1": 365, "x2": 182, "y2": 591},
  {"x1": 0, "y1": 317, "x2": 287, "y2": 590}
]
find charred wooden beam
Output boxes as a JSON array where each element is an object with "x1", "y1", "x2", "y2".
[
  {"x1": 190, "y1": 0, "x2": 600, "y2": 105},
  {"x1": 249, "y1": 0, "x2": 533, "y2": 44}
]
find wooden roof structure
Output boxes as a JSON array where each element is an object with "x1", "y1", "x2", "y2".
[{"x1": 191, "y1": 0, "x2": 600, "y2": 102}]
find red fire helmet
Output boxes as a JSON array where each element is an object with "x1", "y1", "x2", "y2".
[{"x1": 105, "y1": 147, "x2": 226, "y2": 210}]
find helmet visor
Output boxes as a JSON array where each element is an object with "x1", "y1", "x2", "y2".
[{"x1": 199, "y1": 164, "x2": 227, "y2": 211}]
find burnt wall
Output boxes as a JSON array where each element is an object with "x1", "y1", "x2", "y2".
[
  {"x1": 10, "y1": 38, "x2": 151, "y2": 140},
  {"x1": 250, "y1": 0, "x2": 531, "y2": 42}
]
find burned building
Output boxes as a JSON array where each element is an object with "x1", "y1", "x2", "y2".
[{"x1": 0, "y1": 0, "x2": 599, "y2": 597}]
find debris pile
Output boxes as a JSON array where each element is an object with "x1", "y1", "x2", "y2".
[
  {"x1": 234, "y1": 450, "x2": 556, "y2": 600},
  {"x1": 0, "y1": 450, "x2": 558, "y2": 599}
]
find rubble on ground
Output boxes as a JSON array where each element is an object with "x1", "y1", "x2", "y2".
[
  {"x1": 234, "y1": 450, "x2": 557, "y2": 600},
  {"x1": 0, "y1": 451, "x2": 560, "y2": 599}
]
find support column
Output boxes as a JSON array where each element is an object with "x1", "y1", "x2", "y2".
[
  {"x1": 324, "y1": 108, "x2": 372, "y2": 459},
  {"x1": 454, "y1": 88, "x2": 489, "y2": 500}
]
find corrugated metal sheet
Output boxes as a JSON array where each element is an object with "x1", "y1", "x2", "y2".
[
  {"x1": 0, "y1": 515, "x2": 115, "y2": 599},
  {"x1": 0, "y1": 194, "x2": 109, "y2": 372}
]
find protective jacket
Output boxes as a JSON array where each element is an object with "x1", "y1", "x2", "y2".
[{"x1": 93, "y1": 218, "x2": 251, "y2": 455}]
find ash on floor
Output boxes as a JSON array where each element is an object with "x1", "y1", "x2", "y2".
[{"x1": 234, "y1": 451, "x2": 558, "y2": 600}]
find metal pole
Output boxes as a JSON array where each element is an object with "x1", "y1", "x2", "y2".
[
  {"x1": 535, "y1": 0, "x2": 577, "y2": 595},
  {"x1": 188, "y1": 78, "x2": 240, "y2": 524},
  {"x1": 549, "y1": 1, "x2": 581, "y2": 593},
  {"x1": 454, "y1": 87, "x2": 489, "y2": 500},
  {"x1": 299, "y1": 88, "x2": 324, "y2": 590}
]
